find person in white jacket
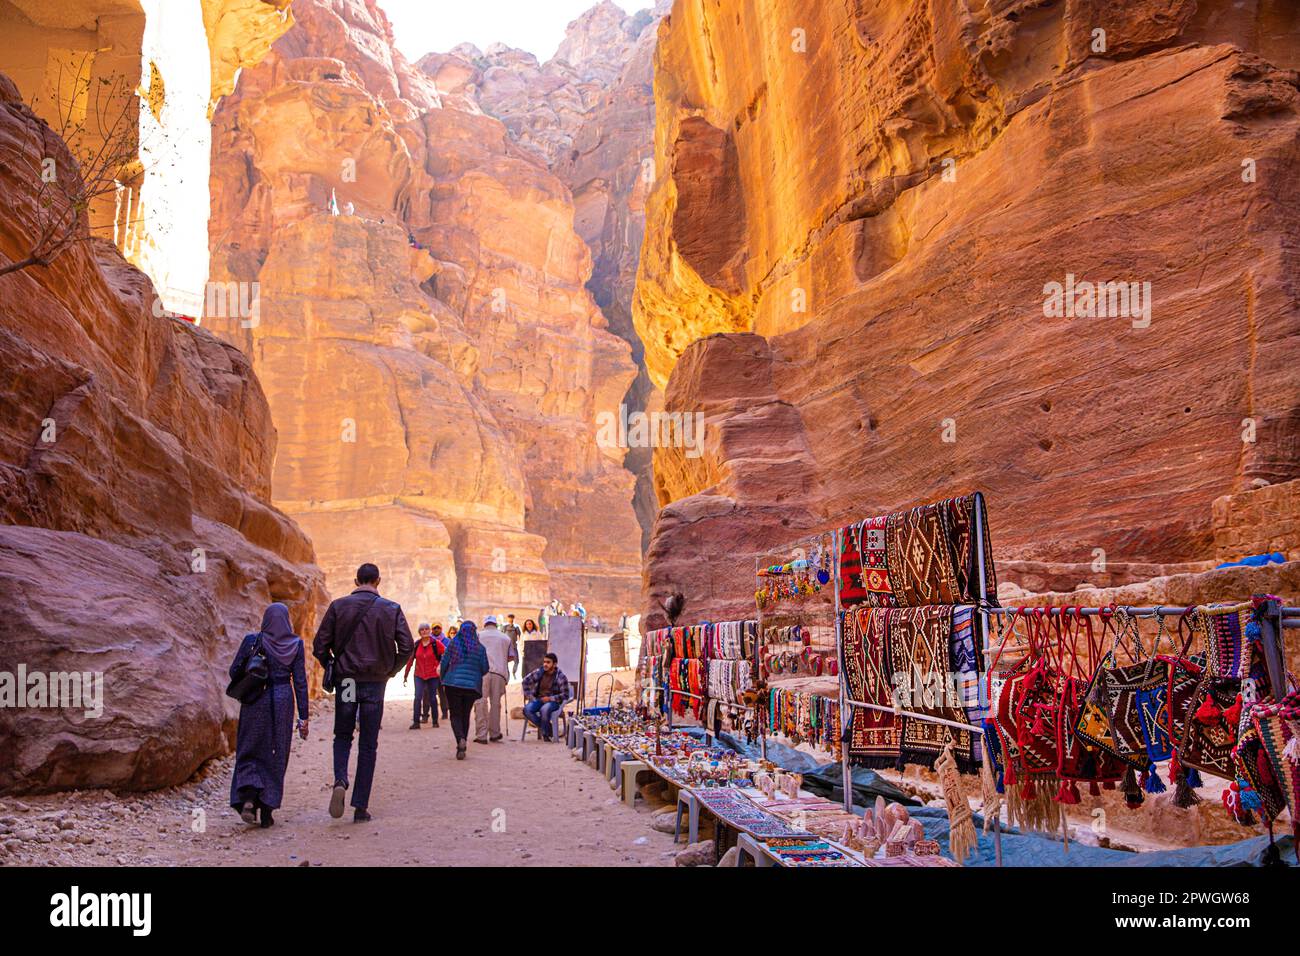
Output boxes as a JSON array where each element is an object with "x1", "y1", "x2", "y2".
[{"x1": 474, "y1": 615, "x2": 518, "y2": 743}]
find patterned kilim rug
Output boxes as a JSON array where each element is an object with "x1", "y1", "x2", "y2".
[
  {"x1": 887, "y1": 504, "x2": 960, "y2": 606},
  {"x1": 839, "y1": 494, "x2": 997, "y2": 609},
  {"x1": 887, "y1": 606, "x2": 980, "y2": 771},
  {"x1": 842, "y1": 607, "x2": 899, "y2": 768}
]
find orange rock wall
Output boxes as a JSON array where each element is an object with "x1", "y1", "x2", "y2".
[
  {"x1": 420, "y1": 1, "x2": 670, "y2": 551},
  {"x1": 636, "y1": 0, "x2": 1300, "y2": 627},
  {"x1": 207, "y1": 0, "x2": 644, "y2": 625}
]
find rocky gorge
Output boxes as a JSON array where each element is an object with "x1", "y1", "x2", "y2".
[
  {"x1": 1, "y1": 0, "x2": 1299, "y2": 845},
  {"x1": 0, "y1": 0, "x2": 665, "y2": 794}
]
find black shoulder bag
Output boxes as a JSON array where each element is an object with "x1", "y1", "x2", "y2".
[
  {"x1": 322, "y1": 593, "x2": 381, "y2": 693},
  {"x1": 226, "y1": 636, "x2": 270, "y2": 705}
]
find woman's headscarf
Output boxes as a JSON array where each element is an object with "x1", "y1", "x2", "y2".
[
  {"x1": 256, "y1": 602, "x2": 301, "y2": 666},
  {"x1": 440, "y1": 620, "x2": 479, "y2": 675}
]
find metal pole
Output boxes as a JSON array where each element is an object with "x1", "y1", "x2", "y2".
[
  {"x1": 844, "y1": 698, "x2": 986, "y2": 735},
  {"x1": 835, "y1": 527, "x2": 854, "y2": 812},
  {"x1": 972, "y1": 492, "x2": 1003, "y2": 867}
]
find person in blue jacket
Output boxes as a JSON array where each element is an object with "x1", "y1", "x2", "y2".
[{"x1": 438, "y1": 620, "x2": 489, "y2": 760}]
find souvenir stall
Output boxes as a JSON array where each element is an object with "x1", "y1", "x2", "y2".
[
  {"x1": 832, "y1": 491, "x2": 1300, "y2": 866},
  {"x1": 754, "y1": 533, "x2": 843, "y2": 760},
  {"x1": 608, "y1": 491, "x2": 1300, "y2": 868},
  {"x1": 702, "y1": 619, "x2": 759, "y2": 737},
  {"x1": 567, "y1": 706, "x2": 949, "y2": 866}
]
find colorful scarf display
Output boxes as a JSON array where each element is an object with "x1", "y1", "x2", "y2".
[
  {"x1": 667, "y1": 657, "x2": 706, "y2": 718},
  {"x1": 707, "y1": 619, "x2": 756, "y2": 660},
  {"x1": 708, "y1": 659, "x2": 753, "y2": 705},
  {"x1": 672, "y1": 625, "x2": 707, "y2": 659}
]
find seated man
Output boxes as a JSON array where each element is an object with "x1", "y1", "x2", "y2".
[{"x1": 522, "y1": 652, "x2": 571, "y2": 741}]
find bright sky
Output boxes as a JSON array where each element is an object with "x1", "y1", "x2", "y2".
[{"x1": 380, "y1": 0, "x2": 633, "y2": 62}]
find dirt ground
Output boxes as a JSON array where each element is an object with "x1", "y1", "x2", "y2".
[{"x1": 0, "y1": 678, "x2": 676, "y2": 867}]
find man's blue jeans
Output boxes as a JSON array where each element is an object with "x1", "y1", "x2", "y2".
[
  {"x1": 524, "y1": 699, "x2": 561, "y2": 738},
  {"x1": 333, "y1": 680, "x2": 386, "y2": 809}
]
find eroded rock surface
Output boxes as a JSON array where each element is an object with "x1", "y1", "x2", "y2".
[
  {"x1": 636, "y1": 0, "x2": 1300, "y2": 626},
  {"x1": 417, "y1": 0, "x2": 670, "y2": 549},
  {"x1": 0, "y1": 78, "x2": 327, "y2": 794}
]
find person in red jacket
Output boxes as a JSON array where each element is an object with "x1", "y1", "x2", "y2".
[{"x1": 404, "y1": 622, "x2": 443, "y2": 729}]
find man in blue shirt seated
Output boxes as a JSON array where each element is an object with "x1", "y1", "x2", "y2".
[{"x1": 521, "y1": 652, "x2": 571, "y2": 741}]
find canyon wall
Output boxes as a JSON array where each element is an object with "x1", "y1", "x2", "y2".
[
  {"x1": 417, "y1": 0, "x2": 670, "y2": 549},
  {"x1": 206, "y1": 0, "x2": 646, "y2": 625},
  {"x1": 0, "y1": 73, "x2": 327, "y2": 794},
  {"x1": 635, "y1": 0, "x2": 1300, "y2": 628}
]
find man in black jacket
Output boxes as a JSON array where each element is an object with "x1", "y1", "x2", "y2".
[{"x1": 313, "y1": 563, "x2": 414, "y2": 822}]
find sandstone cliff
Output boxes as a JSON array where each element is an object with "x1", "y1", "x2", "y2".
[
  {"x1": 207, "y1": 0, "x2": 645, "y2": 624},
  {"x1": 635, "y1": 0, "x2": 1300, "y2": 626},
  {"x1": 0, "y1": 74, "x2": 327, "y2": 794},
  {"x1": 417, "y1": 0, "x2": 670, "y2": 550}
]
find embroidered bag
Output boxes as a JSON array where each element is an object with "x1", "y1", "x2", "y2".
[
  {"x1": 1011, "y1": 609, "x2": 1065, "y2": 778},
  {"x1": 988, "y1": 608, "x2": 1032, "y2": 789},
  {"x1": 1056, "y1": 609, "x2": 1126, "y2": 796},
  {"x1": 1095, "y1": 611, "x2": 1168, "y2": 773}
]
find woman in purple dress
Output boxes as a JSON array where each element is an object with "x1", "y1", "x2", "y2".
[{"x1": 229, "y1": 603, "x2": 309, "y2": 827}]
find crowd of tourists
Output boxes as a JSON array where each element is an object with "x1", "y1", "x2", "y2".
[{"x1": 225, "y1": 563, "x2": 575, "y2": 827}]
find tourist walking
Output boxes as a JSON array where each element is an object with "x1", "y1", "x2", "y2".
[
  {"x1": 229, "y1": 603, "x2": 309, "y2": 828},
  {"x1": 474, "y1": 615, "x2": 518, "y2": 744},
  {"x1": 404, "y1": 622, "x2": 442, "y2": 729},
  {"x1": 522, "y1": 652, "x2": 571, "y2": 742},
  {"x1": 502, "y1": 613, "x2": 522, "y2": 678},
  {"x1": 432, "y1": 623, "x2": 451, "y2": 720},
  {"x1": 312, "y1": 563, "x2": 414, "y2": 823},
  {"x1": 438, "y1": 620, "x2": 489, "y2": 760}
]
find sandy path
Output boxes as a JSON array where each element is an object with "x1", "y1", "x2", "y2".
[{"x1": 0, "y1": 687, "x2": 676, "y2": 867}]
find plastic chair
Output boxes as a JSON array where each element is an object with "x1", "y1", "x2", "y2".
[
  {"x1": 619, "y1": 761, "x2": 649, "y2": 807},
  {"x1": 520, "y1": 698, "x2": 571, "y2": 742}
]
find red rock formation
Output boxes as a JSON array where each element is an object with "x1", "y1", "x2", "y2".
[
  {"x1": 636, "y1": 0, "x2": 1300, "y2": 626},
  {"x1": 417, "y1": 0, "x2": 669, "y2": 548},
  {"x1": 207, "y1": 0, "x2": 644, "y2": 624},
  {"x1": 0, "y1": 75, "x2": 327, "y2": 793}
]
